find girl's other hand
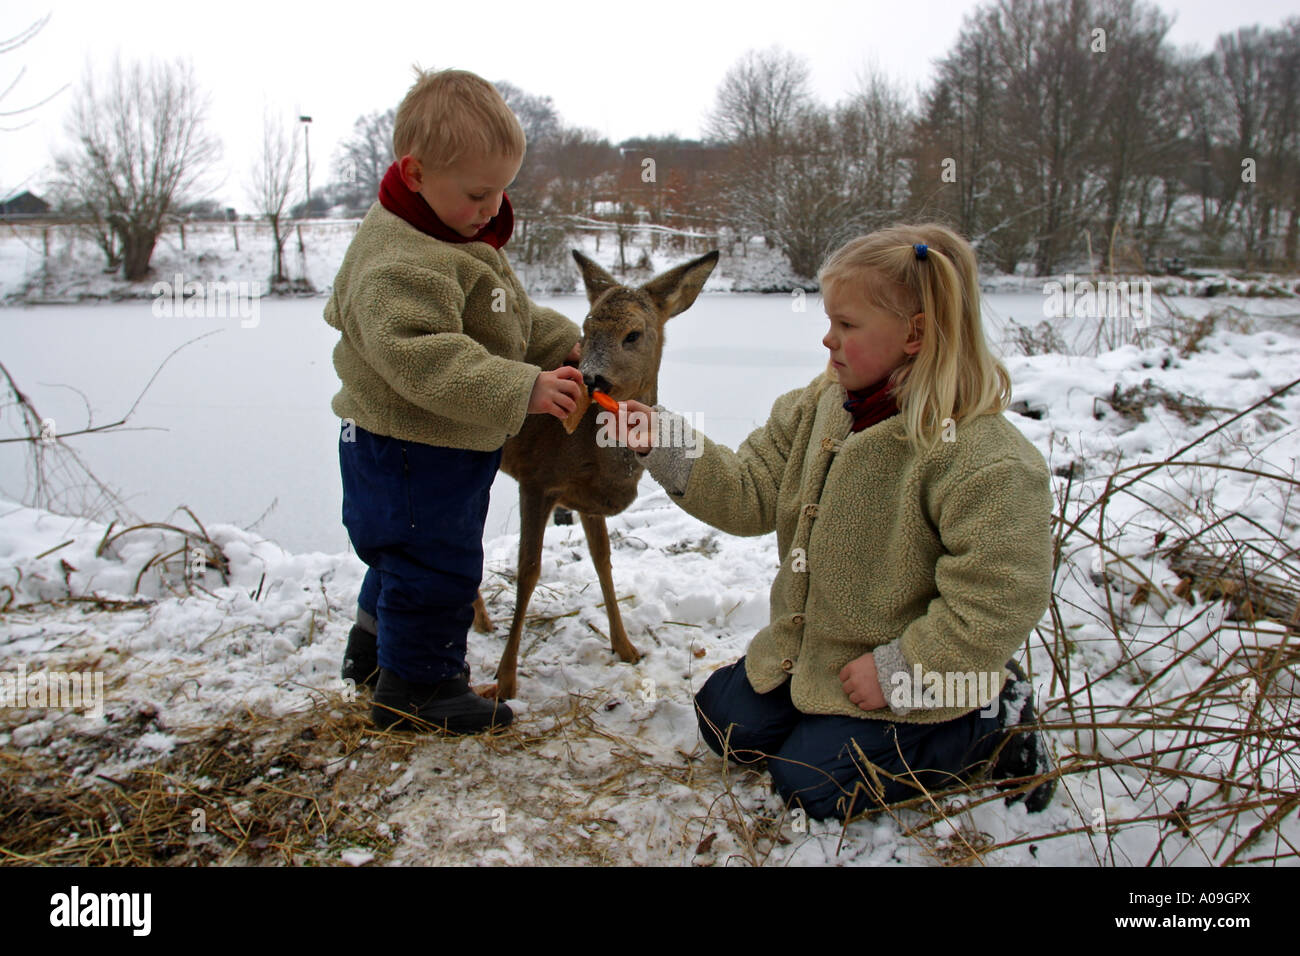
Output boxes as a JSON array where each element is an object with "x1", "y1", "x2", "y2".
[{"x1": 840, "y1": 652, "x2": 887, "y2": 711}]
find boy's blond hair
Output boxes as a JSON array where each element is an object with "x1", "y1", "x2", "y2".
[
  {"x1": 393, "y1": 67, "x2": 526, "y2": 171},
  {"x1": 818, "y1": 222, "x2": 1011, "y2": 450}
]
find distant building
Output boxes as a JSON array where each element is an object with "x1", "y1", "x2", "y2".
[{"x1": 0, "y1": 191, "x2": 51, "y2": 219}]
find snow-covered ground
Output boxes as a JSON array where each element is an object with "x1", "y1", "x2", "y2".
[{"x1": 2, "y1": 277, "x2": 1298, "y2": 865}]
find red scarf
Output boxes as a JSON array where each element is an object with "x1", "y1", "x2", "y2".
[
  {"x1": 377, "y1": 161, "x2": 514, "y2": 249},
  {"x1": 842, "y1": 374, "x2": 900, "y2": 433}
]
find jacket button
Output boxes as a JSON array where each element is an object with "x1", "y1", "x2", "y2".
[
  {"x1": 792, "y1": 614, "x2": 805, "y2": 625},
  {"x1": 820, "y1": 437, "x2": 842, "y2": 452},
  {"x1": 802, "y1": 503, "x2": 819, "y2": 518},
  {"x1": 781, "y1": 658, "x2": 794, "y2": 673}
]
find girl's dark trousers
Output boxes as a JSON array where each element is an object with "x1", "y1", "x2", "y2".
[{"x1": 695, "y1": 658, "x2": 1005, "y2": 820}]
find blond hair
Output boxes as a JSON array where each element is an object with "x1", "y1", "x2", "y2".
[
  {"x1": 392, "y1": 67, "x2": 526, "y2": 170},
  {"x1": 818, "y1": 223, "x2": 1011, "y2": 450}
]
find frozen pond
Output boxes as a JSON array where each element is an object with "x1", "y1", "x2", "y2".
[{"x1": 0, "y1": 291, "x2": 1291, "y2": 556}]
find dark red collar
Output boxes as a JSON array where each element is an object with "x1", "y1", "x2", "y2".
[
  {"x1": 377, "y1": 161, "x2": 513, "y2": 249},
  {"x1": 842, "y1": 374, "x2": 900, "y2": 433}
]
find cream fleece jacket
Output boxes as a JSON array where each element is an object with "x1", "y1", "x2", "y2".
[
  {"x1": 324, "y1": 203, "x2": 580, "y2": 450},
  {"x1": 640, "y1": 372, "x2": 1054, "y2": 724}
]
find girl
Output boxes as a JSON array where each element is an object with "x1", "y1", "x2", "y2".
[{"x1": 617, "y1": 223, "x2": 1055, "y2": 820}]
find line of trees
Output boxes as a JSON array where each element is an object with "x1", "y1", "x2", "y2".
[
  {"x1": 34, "y1": 0, "x2": 1300, "y2": 282},
  {"x1": 658, "y1": 1, "x2": 1296, "y2": 277},
  {"x1": 913, "y1": 0, "x2": 1299, "y2": 274},
  {"x1": 319, "y1": 1, "x2": 1298, "y2": 278}
]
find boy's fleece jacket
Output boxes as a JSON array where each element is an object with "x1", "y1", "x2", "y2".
[
  {"x1": 640, "y1": 372, "x2": 1054, "y2": 724},
  {"x1": 324, "y1": 202, "x2": 580, "y2": 450}
]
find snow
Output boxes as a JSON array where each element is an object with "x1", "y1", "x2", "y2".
[{"x1": 2, "y1": 276, "x2": 1299, "y2": 865}]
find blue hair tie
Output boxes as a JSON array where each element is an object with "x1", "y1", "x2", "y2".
[{"x1": 914, "y1": 243, "x2": 928, "y2": 260}]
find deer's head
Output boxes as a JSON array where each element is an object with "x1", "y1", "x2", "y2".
[{"x1": 572, "y1": 250, "x2": 719, "y2": 405}]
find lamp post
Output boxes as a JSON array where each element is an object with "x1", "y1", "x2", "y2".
[{"x1": 299, "y1": 115, "x2": 313, "y2": 210}]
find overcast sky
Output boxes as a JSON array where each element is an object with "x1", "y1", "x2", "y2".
[{"x1": 3, "y1": 0, "x2": 1297, "y2": 210}]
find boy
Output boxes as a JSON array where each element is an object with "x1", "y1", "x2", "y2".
[{"x1": 324, "y1": 68, "x2": 584, "y2": 734}]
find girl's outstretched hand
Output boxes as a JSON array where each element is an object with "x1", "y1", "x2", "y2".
[
  {"x1": 614, "y1": 399, "x2": 656, "y2": 454},
  {"x1": 840, "y1": 652, "x2": 887, "y2": 711}
]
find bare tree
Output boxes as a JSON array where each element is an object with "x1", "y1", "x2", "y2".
[
  {"x1": 704, "y1": 46, "x2": 813, "y2": 144},
  {"x1": 249, "y1": 110, "x2": 300, "y2": 285},
  {"x1": 52, "y1": 56, "x2": 219, "y2": 281},
  {"x1": 836, "y1": 66, "x2": 916, "y2": 227},
  {"x1": 333, "y1": 107, "x2": 394, "y2": 203},
  {"x1": 495, "y1": 79, "x2": 560, "y2": 144},
  {"x1": 705, "y1": 47, "x2": 822, "y2": 274},
  {"x1": 493, "y1": 80, "x2": 563, "y2": 251}
]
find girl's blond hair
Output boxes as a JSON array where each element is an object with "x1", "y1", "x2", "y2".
[
  {"x1": 818, "y1": 222, "x2": 1011, "y2": 451},
  {"x1": 393, "y1": 67, "x2": 526, "y2": 170}
]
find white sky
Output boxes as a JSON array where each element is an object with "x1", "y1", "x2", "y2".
[{"x1": 3, "y1": 0, "x2": 1298, "y2": 210}]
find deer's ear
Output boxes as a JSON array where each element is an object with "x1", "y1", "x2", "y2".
[
  {"x1": 641, "y1": 251, "x2": 720, "y2": 319},
  {"x1": 572, "y1": 251, "x2": 619, "y2": 305}
]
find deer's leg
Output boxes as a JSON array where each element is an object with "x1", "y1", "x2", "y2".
[
  {"x1": 579, "y1": 512, "x2": 641, "y2": 664},
  {"x1": 472, "y1": 591, "x2": 493, "y2": 633},
  {"x1": 491, "y1": 485, "x2": 556, "y2": 700}
]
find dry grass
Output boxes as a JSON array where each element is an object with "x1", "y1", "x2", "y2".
[
  {"x1": 1094, "y1": 381, "x2": 1235, "y2": 427},
  {"x1": 0, "y1": 697, "x2": 408, "y2": 865},
  {"x1": 0, "y1": 668, "x2": 720, "y2": 867}
]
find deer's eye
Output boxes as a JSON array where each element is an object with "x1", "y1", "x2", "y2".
[{"x1": 623, "y1": 331, "x2": 641, "y2": 347}]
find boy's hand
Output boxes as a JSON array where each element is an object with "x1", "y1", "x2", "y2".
[
  {"x1": 614, "y1": 399, "x2": 656, "y2": 454},
  {"x1": 563, "y1": 340, "x2": 582, "y2": 366},
  {"x1": 528, "y1": 366, "x2": 585, "y2": 419},
  {"x1": 840, "y1": 652, "x2": 887, "y2": 711}
]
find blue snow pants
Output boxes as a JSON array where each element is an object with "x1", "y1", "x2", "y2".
[
  {"x1": 339, "y1": 421, "x2": 502, "y2": 683},
  {"x1": 695, "y1": 658, "x2": 1006, "y2": 820}
]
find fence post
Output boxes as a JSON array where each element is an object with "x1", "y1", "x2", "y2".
[{"x1": 231, "y1": 224, "x2": 239, "y2": 252}]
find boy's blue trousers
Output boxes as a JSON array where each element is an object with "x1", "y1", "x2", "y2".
[
  {"x1": 695, "y1": 658, "x2": 1005, "y2": 821},
  {"x1": 339, "y1": 421, "x2": 501, "y2": 683}
]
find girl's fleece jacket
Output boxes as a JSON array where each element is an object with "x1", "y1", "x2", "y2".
[
  {"x1": 324, "y1": 203, "x2": 580, "y2": 450},
  {"x1": 639, "y1": 372, "x2": 1054, "y2": 724}
]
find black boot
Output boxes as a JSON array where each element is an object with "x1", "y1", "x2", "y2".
[
  {"x1": 371, "y1": 668, "x2": 514, "y2": 735},
  {"x1": 990, "y1": 660, "x2": 1055, "y2": 813},
  {"x1": 341, "y1": 623, "x2": 380, "y2": 691}
]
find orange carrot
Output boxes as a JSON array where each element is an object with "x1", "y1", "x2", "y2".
[{"x1": 591, "y1": 390, "x2": 619, "y2": 413}]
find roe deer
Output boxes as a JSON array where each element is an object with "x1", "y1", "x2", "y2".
[{"x1": 476, "y1": 248, "x2": 719, "y2": 700}]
